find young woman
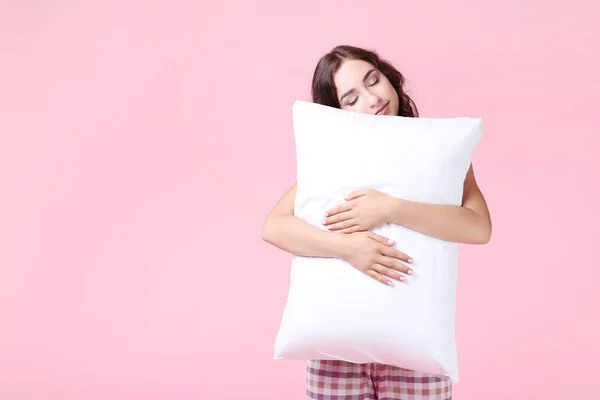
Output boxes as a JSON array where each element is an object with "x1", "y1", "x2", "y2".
[{"x1": 262, "y1": 45, "x2": 492, "y2": 400}]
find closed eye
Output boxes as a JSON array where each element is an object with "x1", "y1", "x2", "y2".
[
  {"x1": 369, "y1": 77, "x2": 380, "y2": 86},
  {"x1": 347, "y1": 76, "x2": 380, "y2": 106}
]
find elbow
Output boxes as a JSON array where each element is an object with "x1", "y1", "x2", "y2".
[
  {"x1": 474, "y1": 225, "x2": 492, "y2": 245},
  {"x1": 261, "y1": 210, "x2": 292, "y2": 245},
  {"x1": 261, "y1": 216, "x2": 278, "y2": 244},
  {"x1": 261, "y1": 220, "x2": 273, "y2": 243}
]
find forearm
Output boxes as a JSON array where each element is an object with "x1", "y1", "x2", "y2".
[
  {"x1": 261, "y1": 214, "x2": 348, "y2": 258},
  {"x1": 387, "y1": 198, "x2": 491, "y2": 244}
]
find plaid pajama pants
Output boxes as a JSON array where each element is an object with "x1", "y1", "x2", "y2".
[{"x1": 306, "y1": 360, "x2": 452, "y2": 400}]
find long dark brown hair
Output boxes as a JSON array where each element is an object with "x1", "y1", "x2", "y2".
[{"x1": 311, "y1": 45, "x2": 419, "y2": 118}]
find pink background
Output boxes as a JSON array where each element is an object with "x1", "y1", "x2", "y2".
[{"x1": 1, "y1": 1, "x2": 598, "y2": 399}]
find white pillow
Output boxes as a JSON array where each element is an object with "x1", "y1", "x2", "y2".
[{"x1": 273, "y1": 100, "x2": 483, "y2": 383}]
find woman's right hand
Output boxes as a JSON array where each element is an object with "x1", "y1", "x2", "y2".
[{"x1": 340, "y1": 232, "x2": 414, "y2": 286}]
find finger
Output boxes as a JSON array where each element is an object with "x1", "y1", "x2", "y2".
[
  {"x1": 377, "y1": 255, "x2": 413, "y2": 276},
  {"x1": 345, "y1": 190, "x2": 366, "y2": 201},
  {"x1": 364, "y1": 270, "x2": 394, "y2": 286},
  {"x1": 339, "y1": 225, "x2": 363, "y2": 234},
  {"x1": 381, "y1": 246, "x2": 414, "y2": 264},
  {"x1": 371, "y1": 264, "x2": 406, "y2": 282},
  {"x1": 325, "y1": 202, "x2": 353, "y2": 218},
  {"x1": 368, "y1": 232, "x2": 395, "y2": 246},
  {"x1": 327, "y1": 220, "x2": 355, "y2": 231},
  {"x1": 323, "y1": 210, "x2": 353, "y2": 226}
]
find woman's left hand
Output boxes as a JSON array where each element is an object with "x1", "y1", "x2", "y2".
[{"x1": 323, "y1": 189, "x2": 395, "y2": 233}]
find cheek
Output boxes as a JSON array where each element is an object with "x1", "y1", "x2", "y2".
[
  {"x1": 341, "y1": 103, "x2": 370, "y2": 114},
  {"x1": 389, "y1": 96, "x2": 400, "y2": 114},
  {"x1": 357, "y1": 104, "x2": 371, "y2": 114},
  {"x1": 376, "y1": 82, "x2": 397, "y2": 101},
  {"x1": 385, "y1": 85, "x2": 399, "y2": 100},
  {"x1": 387, "y1": 88, "x2": 400, "y2": 112}
]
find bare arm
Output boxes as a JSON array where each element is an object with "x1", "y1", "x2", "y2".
[
  {"x1": 262, "y1": 184, "x2": 425, "y2": 285},
  {"x1": 386, "y1": 164, "x2": 492, "y2": 244},
  {"x1": 261, "y1": 183, "x2": 348, "y2": 258}
]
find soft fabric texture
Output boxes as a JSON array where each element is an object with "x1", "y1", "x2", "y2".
[
  {"x1": 273, "y1": 100, "x2": 483, "y2": 383},
  {"x1": 306, "y1": 360, "x2": 452, "y2": 399}
]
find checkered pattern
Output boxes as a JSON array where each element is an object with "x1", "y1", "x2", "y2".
[{"x1": 307, "y1": 360, "x2": 452, "y2": 400}]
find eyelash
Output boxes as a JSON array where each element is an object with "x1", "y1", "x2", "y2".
[{"x1": 348, "y1": 77, "x2": 380, "y2": 106}]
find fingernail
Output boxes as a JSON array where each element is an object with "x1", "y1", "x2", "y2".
[
  {"x1": 324, "y1": 212, "x2": 329, "y2": 217},
  {"x1": 407, "y1": 270, "x2": 414, "y2": 275},
  {"x1": 387, "y1": 281, "x2": 393, "y2": 286},
  {"x1": 322, "y1": 219, "x2": 326, "y2": 225},
  {"x1": 407, "y1": 258, "x2": 413, "y2": 263},
  {"x1": 387, "y1": 239, "x2": 394, "y2": 244},
  {"x1": 399, "y1": 276, "x2": 405, "y2": 282}
]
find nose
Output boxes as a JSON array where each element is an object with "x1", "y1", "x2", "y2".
[{"x1": 367, "y1": 91, "x2": 382, "y2": 108}]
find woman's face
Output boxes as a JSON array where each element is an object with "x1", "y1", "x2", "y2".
[{"x1": 334, "y1": 59, "x2": 399, "y2": 116}]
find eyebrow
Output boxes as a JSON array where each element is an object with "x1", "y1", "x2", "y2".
[{"x1": 339, "y1": 69, "x2": 377, "y2": 103}]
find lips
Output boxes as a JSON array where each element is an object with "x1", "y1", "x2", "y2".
[{"x1": 375, "y1": 102, "x2": 389, "y2": 115}]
